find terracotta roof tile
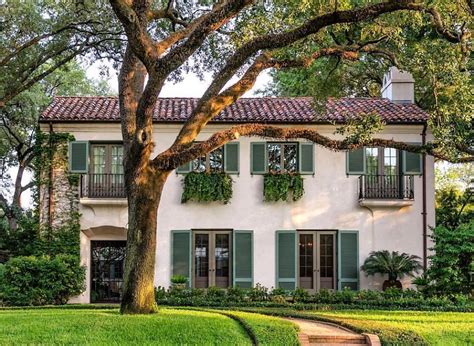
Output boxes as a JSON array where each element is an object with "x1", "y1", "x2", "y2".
[{"x1": 40, "y1": 96, "x2": 428, "y2": 124}]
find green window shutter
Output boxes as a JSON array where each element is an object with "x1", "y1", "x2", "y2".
[
  {"x1": 176, "y1": 161, "x2": 192, "y2": 174},
  {"x1": 338, "y1": 230, "x2": 359, "y2": 291},
  {"x1": 171, "y1": 230, "x2": 192, "y2": 287},
  {"x1": 233, "y1": 230, "x2": 253, "y2": 288},
  {"x1": 224, "y1": 142, "x2": 240, "y2": 174},
  {"x1": 346, "y1": 148, "x2": 366, "y2": 175},
  {"x1": 402, "y1": 143, "x2": 422, "y2": 174},
  {"x1": 69, "y1": 141, "x2": 89, "y2": 173},
  {"x1": 299, "y1": 142, "x2": 315, "y2": 175},
  {"x1": 276, "y1": 230, "x2": 297, "y2": 290},
  {"x1": 250, "y1": 142, "x2": 267, "y2": 174}
]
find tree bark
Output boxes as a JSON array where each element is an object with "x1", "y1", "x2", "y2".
[{"x1": 120, "y1": 170, "x2": 170, "y2": 314}]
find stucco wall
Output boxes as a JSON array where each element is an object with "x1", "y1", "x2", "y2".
[{"x1": 41, "y1": 122, "x2": 435, "y2": 303}]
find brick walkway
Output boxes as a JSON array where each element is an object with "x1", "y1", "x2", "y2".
[{"x1": 284, "y1": 317, "x2": 381, "y2": 346}]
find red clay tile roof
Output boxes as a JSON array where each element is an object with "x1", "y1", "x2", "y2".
[{"x1": 40, "y1": 96, "x2": 428, "y2": 124}]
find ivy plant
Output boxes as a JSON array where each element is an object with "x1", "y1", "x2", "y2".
[
  {"x1": 181, "y1": 172, "x2": 233, "y2": 204},
  {"x1": 263, "y1": 173, "x2": 304, "y2": 202}
]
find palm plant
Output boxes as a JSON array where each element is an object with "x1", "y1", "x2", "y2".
[{"x1": 361, "y1": 250, "x2": 423, "y2": 290}]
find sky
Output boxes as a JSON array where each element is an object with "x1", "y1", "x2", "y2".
[{"x1": 87, "y1": 61, "x2": 272, "y2": 97}]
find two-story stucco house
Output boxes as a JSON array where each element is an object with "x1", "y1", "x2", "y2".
[{"x1": 39, "y1": 67, "x2": 435, "y2": 304}]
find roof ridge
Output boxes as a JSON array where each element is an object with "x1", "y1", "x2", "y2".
[{"x1": 51, "y1": 95, "x2": 314, "y2": 100}]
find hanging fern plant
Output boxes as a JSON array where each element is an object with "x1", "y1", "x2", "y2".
[
  {"x1": 263, "y1": 173, "x2": 304, "y2": 202},
  {"x1": 181, "y1": 172, "x2": 233, "y2": 204}
]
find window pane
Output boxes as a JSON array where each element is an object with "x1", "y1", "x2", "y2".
[
  {"x1": 268, "y1": 143, "x2": 282, "y2": 172},
  {"x1": 111, "y1": 146, "x2": 124, "y2": 184},
  {"x1": 299, "y1": 234, "x2": 313, "y2": 279},
  {"x1": 284, "y1": 144, "x2": 298, "y2": 173},
  {"x1": 383, "y1": 148, "x2": 397, "y2": 175},
  {"x1": 192, "y1": 156, "x2": 206, "y2": 173},
  {"x1": 209, "y1": 147, "x2": 224, "y2": 172},
  {"x1": 195, "y1": 234, "x2": 209, "y2": 277},
  {"x1": 215, "y1": 234, "x2": 229, "y2": 277},
  {"x1": 92, "y1": 146, "x2": 106, "y2": 174},
  {"x1": 365, "y1": 147, "x2": 379, "y2": 175},
  {"x1": 319, "y1": 235, "x2": 334, "y2": 278}
]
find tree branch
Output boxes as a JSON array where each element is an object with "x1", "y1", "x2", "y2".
[
  {"x1": 154, "y1": 124, "x2": 473, "y2": 170},
  {"x1": 170, "y1": 43, "x2": 396, "y2": 149},
  {"x1": 21, "y1": 181, "x2": 35, "y2": 193}
]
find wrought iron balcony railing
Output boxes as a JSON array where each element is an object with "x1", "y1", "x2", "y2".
[
  {"x1": 358, "y1": 174, "x2": 414, "y2": 200},
  {"x1": 80, "y1": 174, "x2": 126, "y2": 198}
]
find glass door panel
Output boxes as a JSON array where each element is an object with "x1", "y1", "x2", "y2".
[
  {"x1": 318, "y1": 234, "x2": 335, "y2": 290},
  {"x1": 299, "y1": 233, "x2": 314, "y2": 289},
  {"x1": 383, "y1": 148, "x2": 399, "y2": 198},
  {"x1": 111, "y1": 146, "x2": 124, "y2": 197},
  {"x1": 214, "y1": 234, "x2": 230, "y2": 288},
  {"x1": 90, "y1": 146, "x2": 107, "y2": 197},
  {"x1": 194, "y1": 233, "x2": 209, "y2": 288}
]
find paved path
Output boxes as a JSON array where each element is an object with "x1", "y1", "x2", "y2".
[{"x1": 284, "y1": 317, "x2": 380, "y2": 346}]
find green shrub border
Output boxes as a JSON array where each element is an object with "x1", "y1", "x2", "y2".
[{"x1": 154, "y1": 286, "x2": 474, "y2": 312}]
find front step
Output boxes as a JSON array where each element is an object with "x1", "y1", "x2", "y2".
[{"x1": 308, "y1": 334, "x2": 367, "y2": 344}]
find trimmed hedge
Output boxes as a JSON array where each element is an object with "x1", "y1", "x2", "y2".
[
  {"x1": 0, "y1": 255, "x2": 85, "y2": 306},
  {"x1": 155, "y1": 285, "x2": 474, "y2": 312}
]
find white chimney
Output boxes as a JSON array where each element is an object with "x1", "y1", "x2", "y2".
[{"x1": 381, "y1": 66, "x2": 415, "y2": 104}]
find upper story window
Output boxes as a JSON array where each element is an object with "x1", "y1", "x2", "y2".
[
  {"x1": 267, "y1": 142, "x2": 298, "y2": 173},
  {"x1": 347, "y1": 145, "x2": 422, "y2": 177},
  {"x1": 192, "y1": 146, "x2": 224, "y2": 173},
  {"x1": 90, "y1": 144, "x2": 124, "y2": 176},
  {"x1": 365, "y1": 147, "x2": 398, "y2": 176}
]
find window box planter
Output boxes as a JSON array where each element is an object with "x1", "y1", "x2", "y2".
[
  {"x1": 263, "y1": 172, "x2": 304, "y2": 202},
  {"x1": 181, "y1": 172, "x2": 233, "y2": 204}
]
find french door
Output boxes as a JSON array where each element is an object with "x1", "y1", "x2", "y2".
[
  {"x1": 365, "y1": 147, "x2": 402, "y2": 198},
  {"x1": 298, "y1": 231, "x2": 336, "y2": 291},
  {"x1": 193, "y1": 231, "x2": 231, "y2": 288},
  {"x1": 89, "y1": 144, "x2": 124, "y2": 197}
]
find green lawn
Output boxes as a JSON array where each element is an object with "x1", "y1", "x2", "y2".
[
  {"x1": 0, "y1": 307, "x2": 300, "y2": 345},
  {"x1": 235, "y1": 307, "x2": 474, "y2": 346},
  {"x1": 204, "y1": 309, "x2": 299, "y2": 345},
  {"x1": 0, "y1": 308, "x2": 252, "y2": 345}
]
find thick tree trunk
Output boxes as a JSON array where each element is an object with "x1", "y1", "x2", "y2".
[{"x1": 120, "y1": 170, "x2": 169, "y2": 314}]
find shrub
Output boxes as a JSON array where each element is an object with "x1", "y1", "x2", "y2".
[
  {"x1": 0, "y1": 255, "x2": 85, "y2": 306},
  {"x1": 170, "y1": 274, "x2": 188, "y2": 285},
  {"x1": 248, "y1": 284, "x2": 269, "y2": 302},
  {"x1": 424, "y1": 220, "x2": 474, "y2": 295},
  {"x1": 154, "y1": 284, "x2": 473, "y2": 311},
  {"x1": 361, "y1": 250, "x2": 422, "y2": 290},
  {"x1": 227, "y1": 286, "x2": 246, "y2": 302}
]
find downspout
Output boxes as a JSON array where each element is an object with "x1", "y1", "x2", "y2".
[{"x1": 421, "y1": 123, "x2": 427, "y2": 271}]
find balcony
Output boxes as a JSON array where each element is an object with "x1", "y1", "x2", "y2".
[
  {"x1": 358, "y1": 174, "x2": 414, "y2": 207},
  {"x1": 80, "y1": 174, "x2": 126, "y2": 200}
]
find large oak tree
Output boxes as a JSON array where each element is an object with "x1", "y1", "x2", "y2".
[{"x1": 106, "y1": 0, "x2": 472, "y2": 314}]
